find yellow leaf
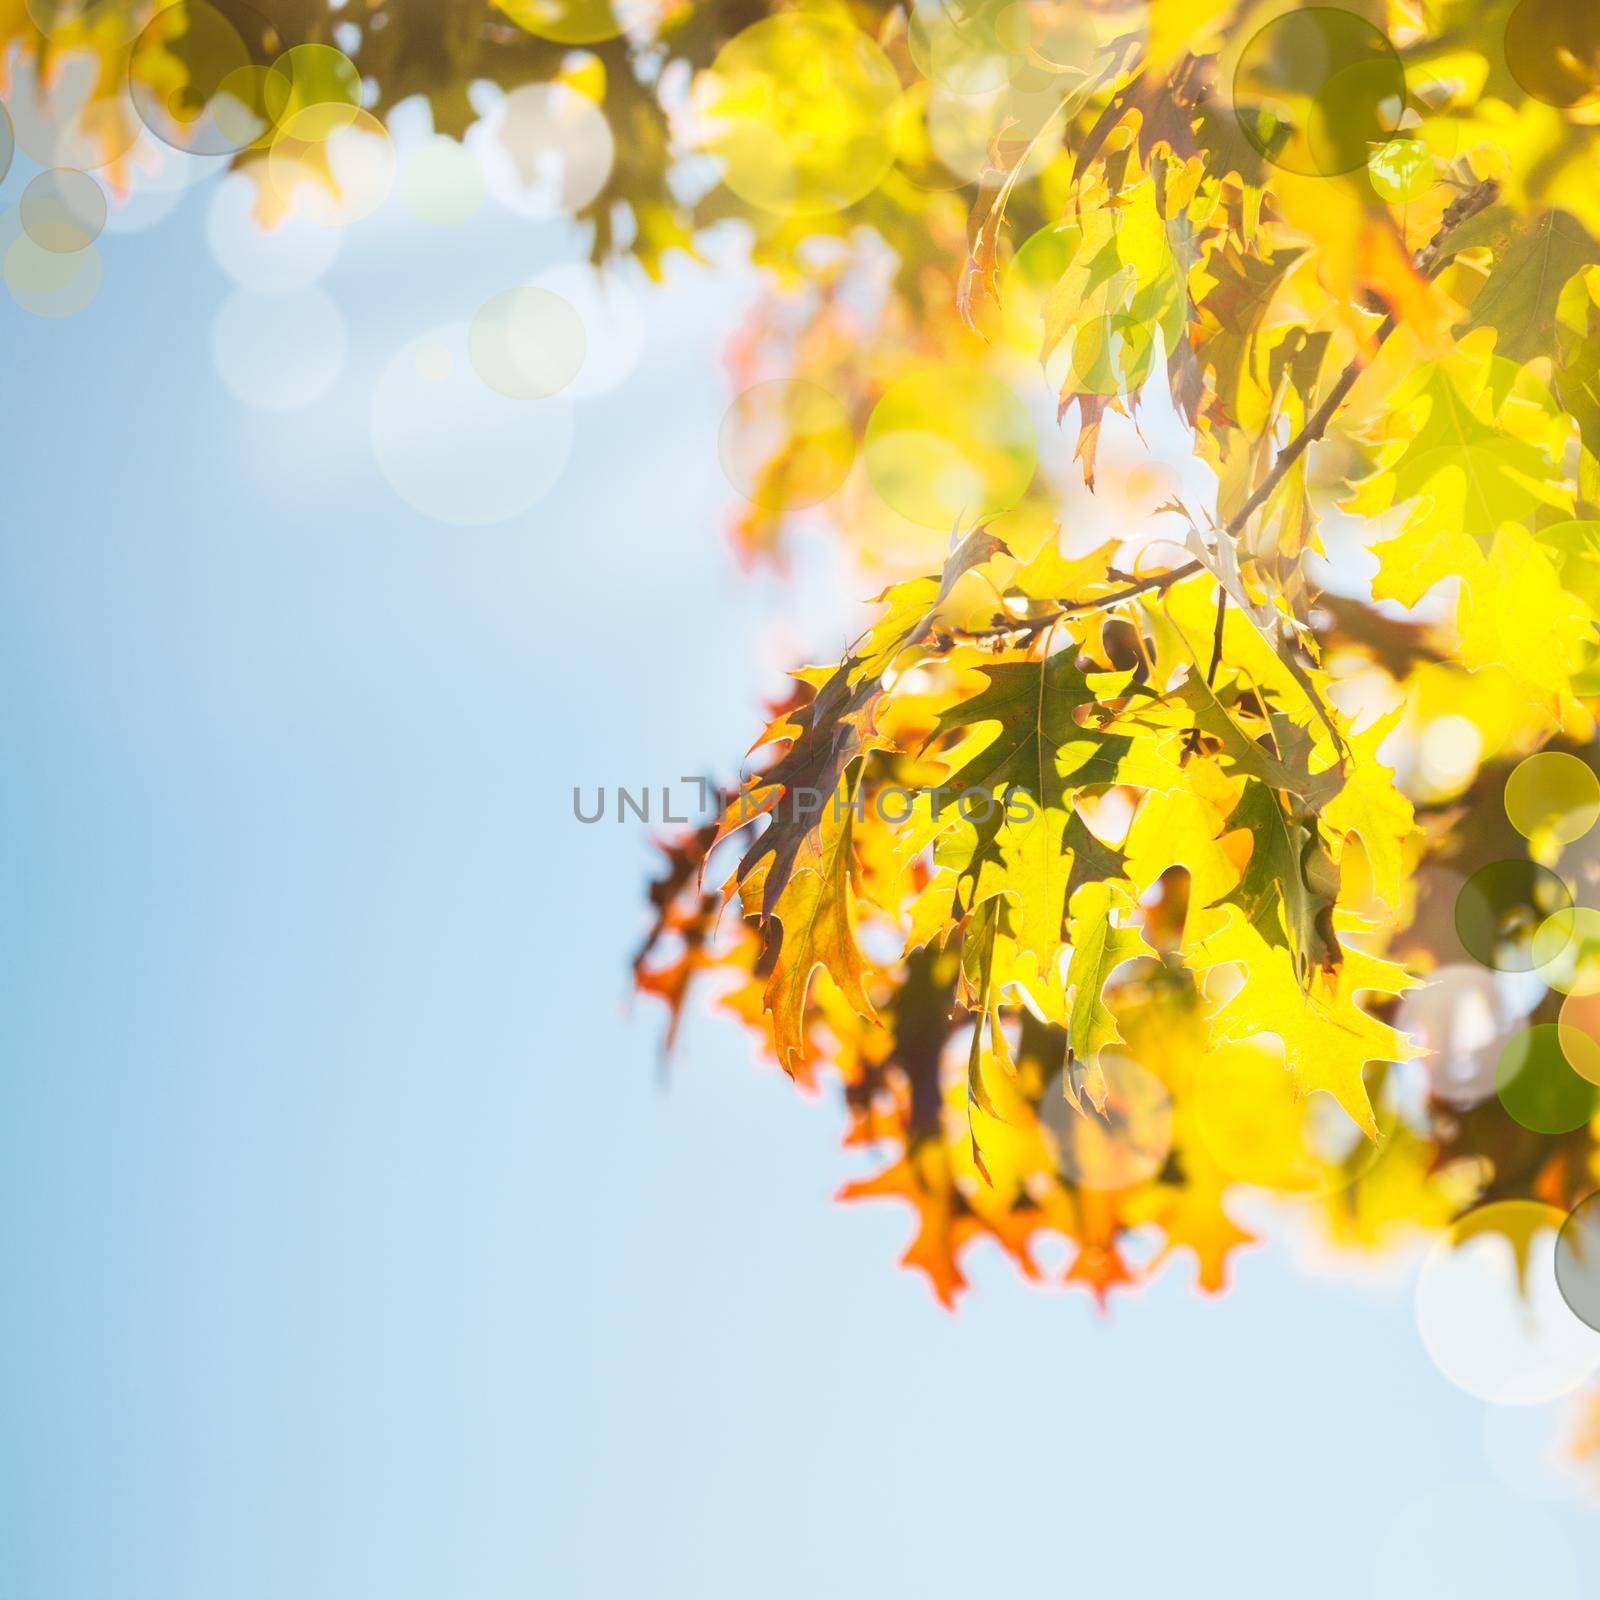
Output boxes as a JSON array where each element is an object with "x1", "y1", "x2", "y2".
[
  {"x1": 1063, "y1": 881, "x2": 1157, "y2": 1111},
  {"x1": 1190, "y1": 908, "x2": 1417, "y2": 1140}
]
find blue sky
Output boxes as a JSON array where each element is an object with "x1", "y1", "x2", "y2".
[{"x1": 0, "y1": 127, "x2": 1596, "y2": 1599}]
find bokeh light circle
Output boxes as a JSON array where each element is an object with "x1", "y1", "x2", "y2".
[
  {"x1": 926, "y1": 79, "x2": 1064, "y2": 185},
  {"x1": 1495, "y1": 1023, "x2": 1600, "y2": 1134},
  {"x1": 1415, "y1": 1200, "x2": 1600, "y2": 1405},
  {"x1": 1557, "y1": 988, "x2": 1600, "y2": 1084},
  {"x1": 719, "y1": 380, "x2": 855, "y2": 511},
  {"x1": 0, "y1": 96, "x2": 13, "y2": 187},
  {"x1": 20, "y1": 168, "x2": 106, "y2": 253},
  {"x1": 1, "y1": 205, "x2": 100, "y2": 317},
  {"x1": 207, "y1": 170, "x2": 341, "y2": 292},
  {"x1": 371, "y1": 325, "x2": 576, "y2": 528},
  {"x1": 1232, "y1": 6, "x2": 1405, "y2": 177},
  {"x1": 1418, "y1": 713, "x2": 1481, "y2": 793},
  {"x1": 1367, "y1": 136, "x2": 1435, "y2": 203},
  {"x1": 1555, "y1": 1191, "x2": 1600, "y2": 1335},
  {"x1": 1396, "y1": 964, "x2": 1538, "y2": 1111},
  {"x1": 103, "y1": 127, "x2": 230, "y2": 236},
  {"x1": 1454, "y1": 859, "x2": 1573, "y2": 972},
  {"x1": 400, "y1": 136, "x2": 485, "y2": 226},
  {"x1": 1505, "y1": 0, "x2": 1600, "y2": 108},
  {"x1": 526, "y1": 262, "x2": 645, "y2": 398},
  {"x1": 7, "y1": 50, "x2": 141, "y2": 172},
  {"x1": 864, "y1": 365, "x2": 1036, "y2": 530},
  {"x1": 1070, "y1": 308, "x2": 1157, "y2": 398},
  {"x1": 468, "y1": 288, "x2": 586, "y2": 400},
  {"x1": 1194, "y1": 1039, "x2": 1341, "y2": 1192},
  {"x1": 211, "y1": 287, "x2": 346, "y2": 412},
  {"x1": 699, "y1": 15, "x2": 899, "y2": 218},
  {"x1": 268, "y1": 106, "x2": 396, "y2": 227},
  {"x1": 496, "y1": 0, "x2": 642, "y2": 45},
  {"x1": 473, "y1": 83, "x2": 614, "y2": 219},
  {"x1": 270, "y1": 42, "x2": 363, "y2": 120},
  {"x1": 1505, "y1": 750, "x2": 1600, "y2": 846},
  {"x1": 1047, "y1": 1053, "x2": 1174, "y2": 1192},
  {"x1": 129, "y1": 2, "x2": 283, "y2": 158},
  {"x1": 908, "y1": 2, "x2": 1015, "y2": 97},
  {"x1": 1531, "y1": 906, "x2": 1600, "y2": 995}
]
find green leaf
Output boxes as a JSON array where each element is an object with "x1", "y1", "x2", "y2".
[
  {"x1": 1219, "y1": 779, "x2": 1342, "y2": 984},
  {"x1": 1345, "y1": 358, "x2": 1570, "y2": 544},
  {"x1": 924, "y1": 654, "x2": 1140, "y2": 959},
  {"x1": 1063, "y1": 881, "x2": 1156, "y2": 1113},
  {"x1": 1464, "y1": 208, "x2": 1600, "y2": 367}
]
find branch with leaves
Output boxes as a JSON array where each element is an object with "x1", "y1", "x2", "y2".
[
  {"x1": 619, "y1": 0, "x2": 1600, "y2": 1339},
  {"x1": 19, "y1": 1, "x2": 1600, "y2": 1445}
]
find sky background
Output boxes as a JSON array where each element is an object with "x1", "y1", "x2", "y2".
[{"x1": 0, "y1": 113, "x2": 1597, "y2": 1599}]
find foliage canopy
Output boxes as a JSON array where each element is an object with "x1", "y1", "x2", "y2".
[{"x1": 12, "y1": 5, "x2": 1600, "y2": 1430}]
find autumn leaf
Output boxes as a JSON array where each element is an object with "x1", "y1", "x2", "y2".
[
  {"x1": 1218, "y1": 779, "x2": 1343, "y2": 983},
  {"x1": 742, "y1": 771, "x2": 875, "y2": 1074},
  {"x1": 544, "y1": 0, "x2": 1600, "y2": 1332},
  {"x1": 1192, "y1": 909, "x2": 1417, "y2": 1141},
  {"x1": 1063, "y1": 881, "x2": 1156, "y2": 1112},
  {"x1": 915, "y1": 652, "x2": 1139, "y2": 962},
  {"x1": 723, "y1": 525, "x2": 1008, "y2": 919},
  {"x1": 15, "y1": 0, "x2": 1600, "y2": 1366},
  {"x1": 1346, "y1": 355, "x2": 1571, "y2": 546},
  {"x1": 1463, "y1": 208, "x2": 1600, "y2": 366}
]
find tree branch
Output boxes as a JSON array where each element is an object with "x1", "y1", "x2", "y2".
[
  {"x1": 954, "y1": 558, "x2": 1202, "y2": 640},
  {"x1": 948, "y1": 177, "x2": 1502, "y2": 651},
  {"x1": 1223, "y1": 178, "x2": 1499, "y2": 538}
]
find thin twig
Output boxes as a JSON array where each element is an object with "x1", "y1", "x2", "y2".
[
  {"x1": 954, "y1": 558, "x2": 1202, "y2": 640},
  {"x1": 1205, "y1": 588, "x2": 1228, "y2": 682}
]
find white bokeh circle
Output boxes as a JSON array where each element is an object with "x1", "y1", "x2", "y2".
[
  {"x1": 207, "y1": 170, "x2": 342, "y2": 293},
  {"x1": 211, "y1": 287, "x2": 346, "y2": 412},
  {"x1": 526, "y1": 261, "x2": 645, "y2": 398},
  {"x1": 370, "y1": 324, "x2": 576, "y2": 527},
  {"x1": 469, "y1": 83, "x2": 614, "y2": 219},
  {"x1": 1415, "y1": 1202, "x2": 1600, "y2": 1406}
]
